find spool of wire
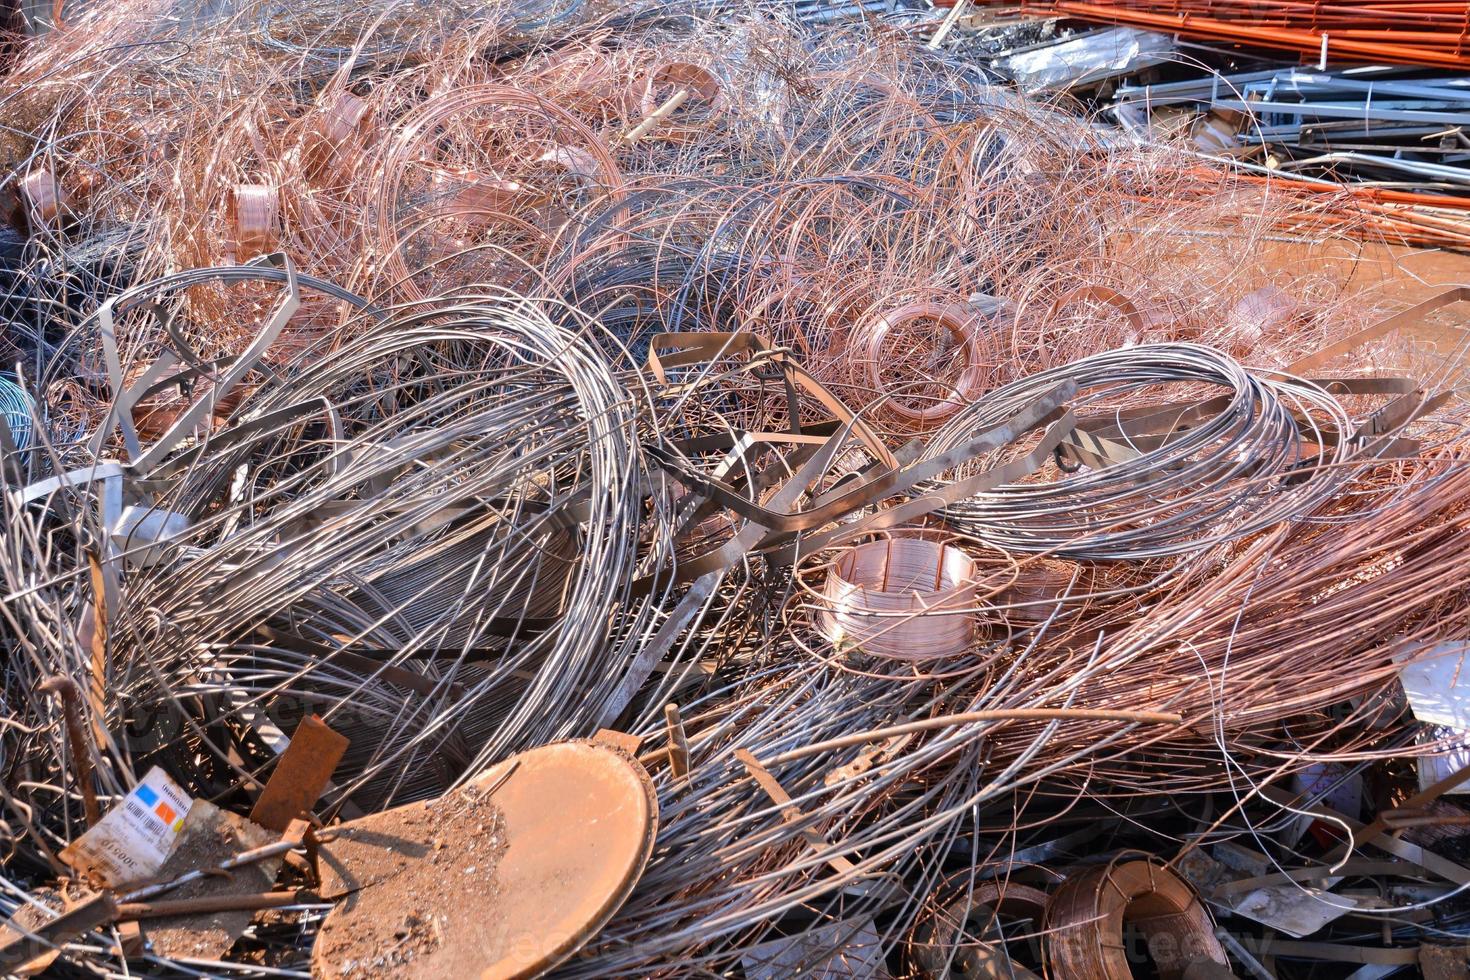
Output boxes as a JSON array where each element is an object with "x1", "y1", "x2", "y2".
[
  {"x1": 817, "y1": 536, "x2": 978, "y2": 661},
  {"x1": 0, "y1": 377, "x2": 34, "y2": 449},
  {"x1": 917, "y1": 344, "x2": 1354, "y2": 559}
]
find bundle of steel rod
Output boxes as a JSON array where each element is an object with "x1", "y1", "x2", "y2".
[
  {"x1": 1008, "y1": 0, "x2": 1470, "y2": 69},
  {"x1": 1116, "y1": 67, "x2": 1470, "y2": 176},
  {"x1": 1108, "y1": 68, "x2": 1470, "y2": 244},
  {"x1": 940, "y1": 7, "x2": 1470, "y2": 243},
  {"x1": 1, "y1": 0, "x2": 1470, "y2": 976}
]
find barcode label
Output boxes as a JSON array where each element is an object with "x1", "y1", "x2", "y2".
[
  {"x1": 59, "y1": 765, "x2": 193, "y2": 888},
  {"x1": 124, "y1": 799, "x2": 166, "y2": 839}
]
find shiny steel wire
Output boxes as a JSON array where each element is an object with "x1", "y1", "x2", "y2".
[{"x1": 919, "y1": 343, "x2": 1359, "y2": 559}]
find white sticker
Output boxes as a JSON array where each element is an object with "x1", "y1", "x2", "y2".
[{"x1": 60, "y1": 766, "x2": 192, "y2": 888}]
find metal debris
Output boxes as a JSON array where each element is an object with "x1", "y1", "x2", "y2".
[{"x1": 0, "y1": 0, "x2": 1468, "y2": 975}]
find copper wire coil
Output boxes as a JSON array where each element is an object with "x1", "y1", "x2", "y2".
[
  {"x1": 299, "y1": 90, "x2": 373, "y2": 181},
  {"x1": 1044, "y1": 858, "x2": 1229, "y2": 979},
  {"x1": 227, "y1": 183, "x2": 279, "y2": 263},
  {"x1": 512, "y1": 40, "x2": 646, "y2": 125},
  {"x1": 816, "y1": 536, "x2": 979, "y2": 662},
  {"x1": 980, "y1": 556, "x2": 1104, "y2": 626},
  {"x1": 364, "y1": 83, "x2": 625, "y2": 301},
  {"x1": 910, "y1": 879, "x2": 1051, "y2": 976},
  {"x1": 19, "y1": 168, "x2": 66, "y2": 228},
  {"x1": 853, "y1": 301, "x2": 990, "y2": 425}
]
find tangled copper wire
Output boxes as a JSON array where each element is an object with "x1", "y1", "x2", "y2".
[{"x1": 1, "y1": 1, "x2": 1469, "y2": 977}]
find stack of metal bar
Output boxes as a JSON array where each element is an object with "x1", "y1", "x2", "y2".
[
  {"x1": 1008, "y1": 0, "x2": 1470, "y2": 70},
  {"x1": 1118, "y1": 67, "x2": 1470, "y2": 186}
]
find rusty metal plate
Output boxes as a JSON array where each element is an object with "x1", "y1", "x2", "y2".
[
  {"x1": 249, "y1": 714, "x2": 348, "y2": 833},
  {"x1": 313, "y1": 740, "x2": 656, "y2": 979}
]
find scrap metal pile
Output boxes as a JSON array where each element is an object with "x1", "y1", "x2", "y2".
[
  {"x1": 945, "y1": 0, "x2": 1470, "y2": 250},
  {"x1": 993, "y1": 0, "x2": 1470, "y2": 70},
  {"x1": 1, "y1": 0, "x2": 1470, "y2": 976}
]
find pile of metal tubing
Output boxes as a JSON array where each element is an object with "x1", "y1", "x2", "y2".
[
  {"x1": 924, "y1": 6, "x2": 1470, "y2": 244},
  {"x1": 1110, "y1": 67, "x2": 1470, "y2": 249},
  {"x1": 3, "y1": 0, "x2": 1470, "y2": 976},
  {"x1": 1010, "y1": 0, "x2": 1470, "y2": 69}
]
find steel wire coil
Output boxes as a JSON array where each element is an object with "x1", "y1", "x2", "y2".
[{"x1": 919, "y1": 343, "x2": 1357, "y2": 559}]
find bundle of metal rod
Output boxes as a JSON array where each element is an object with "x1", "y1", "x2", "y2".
[
  {"x1": 1111, "y1": 66, "x2": 1470, "y2": 236},
  {"x1": 1119, "y1": 68, "x2": 1470, "y2": 172},
  {"x1": 1016, "y1": 0, "x2": 1470, "y2": 69},
  {"x1": 940, "y1": 24, "x2": 1470, "y2": 240}
]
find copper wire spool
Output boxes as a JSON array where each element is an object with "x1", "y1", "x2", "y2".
[
  {"x1": 302, "y1": 91, "x2": 372, "y2": 179},
  {"x1": 367, "y1": 83, "x2": 625, "y2": 300},
  {"x1": 953, "y1": 880, "x2": 1050, "y2": 920},
  {"x1": 855, "y1": 302, "x2": 988, "y2": 424},
  {"x1": 986, "y1": 558, "x2": 1095, "y2": 625},
  {"x1": 911, "y1": 881, "x2": 1050, "y2": 978},
  {"x1": 228, "y1": 184, "x2": 279, "y2": 263},
  {"x1": 1044, "y1": 858, "x2": 1229, "y2": 979},
  {"x1": 20, "y1": 168, "x2": 67, "y2": 228},
  {"x1": 817, "y1": 537, "x2": 978, "y2": 661},
  {"x1": 282, "y1": 90, "x2": 383, "y2": 312}
]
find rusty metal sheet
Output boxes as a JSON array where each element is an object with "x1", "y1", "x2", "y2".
[
  {"x1": 142, "y1": 800, "x2": 282, "y2": 961},
  {"x1": 0, "y1": 891, "x2": 118, "y2": 976},
  {"x1": 249, "y1": 714, "x2": 348, "y2": 833},
  {"x1": 314, "y1": 740, "x2": 656, "y2": 979}
]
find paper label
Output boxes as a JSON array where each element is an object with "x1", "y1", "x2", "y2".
[{"x1": 59, "y1": 766, "x2": 192, "y2": 887}]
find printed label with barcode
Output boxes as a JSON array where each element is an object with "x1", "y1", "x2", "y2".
[
  {"x1": 124, "y1": 799, "x2": 166, "y2": 838},
  {"x1": 59, "y1": 765, "x2": 193, "y2": 888}
]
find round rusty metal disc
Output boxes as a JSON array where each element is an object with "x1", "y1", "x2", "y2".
[{"x1": 311, "y1": 740, "x2": 656, "y2": 979}]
